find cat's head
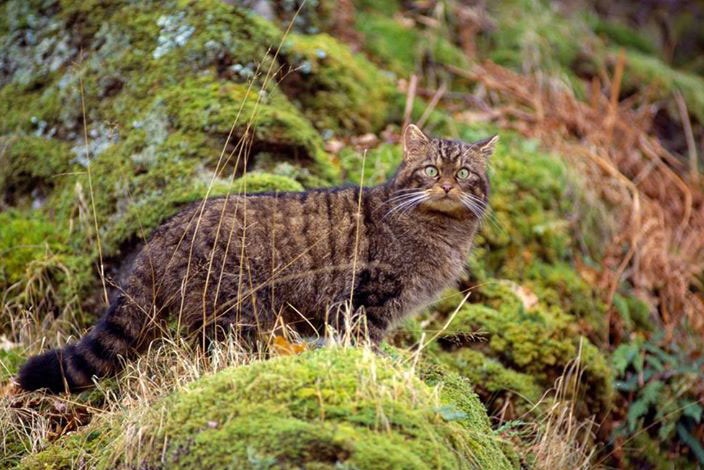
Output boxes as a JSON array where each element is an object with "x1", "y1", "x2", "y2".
[{"x1": 389, "y1": 124, "x2": 497, "y2": 218}]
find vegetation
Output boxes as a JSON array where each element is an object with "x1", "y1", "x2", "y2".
[
  {"x1": 20, "y1": 348, "x2": 512, "y2": 469},
  {"x1": 2, "y1": 0, "x2": 703, "y2": 468}
]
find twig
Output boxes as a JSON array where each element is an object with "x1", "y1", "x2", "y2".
[
  {"x1": 673, "y1": 90, "x2": 699, "y2": 180},
  {"x1": 417, "y1": 82, "x2": 447, "y2": 129},
  {"x1": 403, "y1": 74, "x2": 418, "y2": 129},
  {"x1": 605, "y1": 49, "x2": 626, "y2": 140}
]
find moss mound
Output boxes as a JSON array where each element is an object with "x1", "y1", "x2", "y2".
[
  {"x1": 24, "y1": 348, "x2": 514, "y2": 469},
  {"x1": 429, "y1": 283, "x2": 612, "y2": 420}
]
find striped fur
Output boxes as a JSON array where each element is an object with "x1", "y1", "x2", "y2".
[{"x1": 17, "y1": 125, "x2": 497, "y2": 393}]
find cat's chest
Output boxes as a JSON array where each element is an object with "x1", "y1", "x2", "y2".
[{"x1": 378, "y1": 228, "x2": 468, "y2": 287}]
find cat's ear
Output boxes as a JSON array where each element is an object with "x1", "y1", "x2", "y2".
[
  {"x1": 473, "y1": 135, "x2": 499, "y2": 160},
  {"x1": 403, "y1": 124, "x2": 429, "y2": 161}
]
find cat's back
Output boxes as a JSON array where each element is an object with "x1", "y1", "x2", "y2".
[{"x1": 150, "y1": 186, "x2": 374, "y2": 272}]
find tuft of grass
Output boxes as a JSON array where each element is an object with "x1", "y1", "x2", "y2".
[{"x1": 499, "y1": 341, "x2": 598, "y2": 469}]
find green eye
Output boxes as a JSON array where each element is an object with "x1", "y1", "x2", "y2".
[
  {"x1": 456, "y1": 168, "x2": 470, "y2": 180},
  {"x1": 424, "y1": 166, "x2": 438, "y2": 177}
]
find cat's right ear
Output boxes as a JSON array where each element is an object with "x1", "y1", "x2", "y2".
[{"x1": 403, "y1": 124, "x2": 429, "y2": 162}]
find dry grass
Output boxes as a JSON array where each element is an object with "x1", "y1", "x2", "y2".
[
  {"x1": 0, "y1": 302, "x2": 402, "y2": 468},
  {"x1": 500, "y1": 340, "x2": 598, "y2": 469}
]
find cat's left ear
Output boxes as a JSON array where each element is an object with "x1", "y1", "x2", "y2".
[
  {"x1": 473, "y1": 135, "x2": 499, "y2": 160},
  {"x1": 403, "y1": 124, "x2": 429, "y2": 162}
]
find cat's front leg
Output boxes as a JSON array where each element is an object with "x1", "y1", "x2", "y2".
[{"x1": 361, "y1": 302, "x2": 404, "y2": 347}]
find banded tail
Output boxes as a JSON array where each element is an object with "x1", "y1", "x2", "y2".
[{"x1": 18, "y1": 297, "x2": 141, "y2": 393}]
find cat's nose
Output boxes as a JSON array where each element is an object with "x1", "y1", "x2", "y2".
[{"x1": 441, "y1": 183, "x2": 453, "y2": 193}]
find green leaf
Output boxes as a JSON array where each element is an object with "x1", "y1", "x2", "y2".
[
  {"x1": 626, "y1": 380, "x2": 664, "y2": 432},
  {"x1": 640, "y1": 380, "x2": 664, "y2": 405},
  {"x1": 644, "y1": 342, "x2": 676, "y2": 367},
  {"x1": 658, "y1": 419, "x2": 676, "y2": 441},
  {"x1": 683, "y1": 402, "x2": 703, "y2": 423},
  {"x1": 627, "y1": 399, "x2": 649, "y2": 432},
  {"x1": 615, "y1": 375, "x2": 638, "y2": 392},
  {"x1": 645, "y1": 355, "x2": 664, "y2": 372},
  {"x1": 677, "y1": 424, "x2": 704, "y2": 465},
  {"x1": 612, "y1": 343, "x2": 638, "y2": 375}
]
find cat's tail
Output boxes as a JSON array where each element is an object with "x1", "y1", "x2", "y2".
[{"x1": 17, "y1": 296, "x2": 141, "y2": 393}]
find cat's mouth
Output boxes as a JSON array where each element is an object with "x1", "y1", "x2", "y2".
[
  {"x1": 429, "y1": 188, "x2": 461, "y2": 202},
  {"x1": 424, "y1": 194, "x2": 464, "y2": 212}
]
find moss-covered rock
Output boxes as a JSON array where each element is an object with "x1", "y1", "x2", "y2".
[
  {"x1": 338, "y1": 143, "x2": 402, "y2": 185},
  {"x1": 0, "y1": 0, "x2": 355, "y2": 294},
  {"x1": 280, "y1": 33, "x2": 397, "y2": 133},
  {"x1": 355, "y1": 11, "x2": 470, "y2": 77},
  {"x1": 425, "y1": 282, "x2": 613, "y2": 421},
  {"x1": 24, "y1": 348, "x2": 515, "y2": 469},
  {"x1": 434, "y1": 347, "x2": 543, "y2": 416},
  {"x1": 229, "y1": 171, "x2": 305, "y2": 194},
  {"x1": 0, "y1": 136, "x2": 74, "y2": 206},
  {"x1": 0, "y1": 210, "x2": 92, "y2": 309}
]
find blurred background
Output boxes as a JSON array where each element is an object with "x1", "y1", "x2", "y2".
[{"x1": 1, "y1": 1, "x2": 703, "y2": 468}]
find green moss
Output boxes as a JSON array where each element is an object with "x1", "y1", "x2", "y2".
[
  {"x1": 612, "y1": 293, "x2": 653, "y2": 334},
  {"x1": 353, "y1": 0, "x2": 402, "y2": 17},
  {"x1": 425, "y1": 282, "x2": 613, "y2": 420},
  {"x1": 355, "y1": 12, "x2": 470, "y2": 77},
  {"x1": 159, "y1": 76, "x2": 338, "y2": 180},
  {"x1": 45, "y1": 132, "x2": 205, "y2": 256},
  {"x1": 0, "y1": 210, "x2": 64, "y2": 286},
  {"x1": 588, "y1": 16, "x2": 657, "y2": 56},
  {"x1": 140, "y1": 348, "x2": 511, "y2": 469},
  {"x1": 0, "y1": 84, "x2": 64, "y2": 134},
  {"x1": 465, "y1": 132, "x2": 573, "y2": 280},
  {"x1": 229, "y1": 172, "x2": 305, "y2": 194},
  {"x1": 339, "y1": 143, "x2": 402, "y2": 186},
  {"x1": 434, "y1": 348, "x2": 543, "y2": 414},
  {"x1": 524, "y1": 261, "x2": 606, "y2": 338},
  {"x1": 19, "y1": 423, "x2": 117, "y2": 470},
  {"x1": 0, "y1": 135, "x2": 74, "y2": 206},
  {"x1": 482, "y1": 0, "x2": 590, "y2": 72},
  {"x1": 619, "y1": 49, "x2": 704, "y2": 124},
  {"x1": 281, "y1": 33, "x2": 397, "y2": 133},
  {"x1": 27, "y1": 348, "x2": 514, "y2": 469},
  {"x1": 0, "y1": 348, "x2": 24, "y2": 382},
  {"x1": 0, "y1": 210, "x2": 90, "y2": 294},
  {"x1": 420, "y1": 364, "x2": 521, "y2": 467}
]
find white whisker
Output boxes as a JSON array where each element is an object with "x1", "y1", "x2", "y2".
[
  {"x1": 460, "y1": 194, "x2": 505, "y2": 235},
  {"x1": 379, "y1": 190, "x2": 429, "y2": 209},
  {"x1": 384, "y1": 192, "x2": 429, "y2": 219}
]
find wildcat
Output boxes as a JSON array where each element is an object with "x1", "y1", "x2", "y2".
[{"x1": 17, "y1": 124, "x2": 497, "y2": 393}]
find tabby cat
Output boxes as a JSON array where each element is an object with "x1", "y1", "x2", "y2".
[{"x1": 18, "y1": 124, "x2": 497, "y2": 393}]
